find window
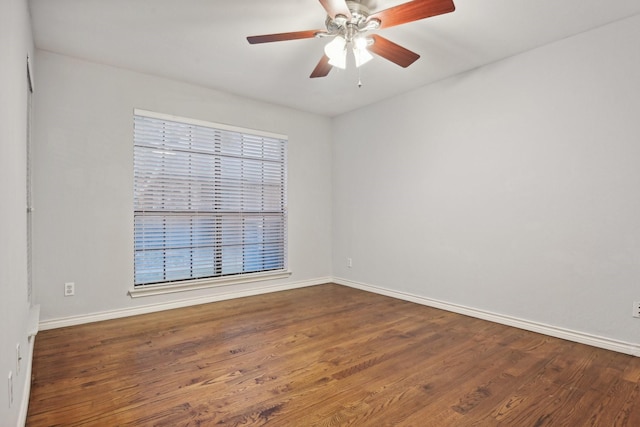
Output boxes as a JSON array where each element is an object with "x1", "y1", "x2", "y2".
[{"x1": 133, "y1": 110, "x2": 287, "y2": 293}]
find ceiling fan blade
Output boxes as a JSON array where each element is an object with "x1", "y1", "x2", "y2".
[
  {"x1": 368, "y1": 0, "x2": 455, "y2": 30},
  {"x1": 368, "y1": 35, "x2": 420, "y2": 68},
  {"x1": 247, "y1": 30, "x2": 323, "y2": 44},
  {"x1": 319, "y1": 0, "x2": 352, "y2": 20},
  {"x1": 310, "y1": 54, "x2": 333, "y2": 78}
]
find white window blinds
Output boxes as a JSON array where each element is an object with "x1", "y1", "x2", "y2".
[{"x1": 133, "y1": 111, "x2": 287, "y2": 287}]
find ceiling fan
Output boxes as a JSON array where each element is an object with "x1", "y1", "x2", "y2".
[{"x1": 247, "y1": 0, "x2": 456, "y2": 78}]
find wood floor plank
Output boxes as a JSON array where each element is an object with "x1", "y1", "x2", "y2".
[{"x1": 26, "y1": 284, "x2": 640, "y2": 426}]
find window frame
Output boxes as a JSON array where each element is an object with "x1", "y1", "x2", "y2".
[{"x1": 129, "y1": 109, "x2": 290, "y2": 298}]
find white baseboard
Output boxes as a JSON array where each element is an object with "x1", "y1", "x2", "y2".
[
  {"x1": 39, "y1": 277, "x2": 329, "y2": 331},
  {"x1": 37, "y1": 276, "x2": 640, "y2": 358},
  {"x1": 334, "y1": 277, "x2": 640, "y2": 357}
]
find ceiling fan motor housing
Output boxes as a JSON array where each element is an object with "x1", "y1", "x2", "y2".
[{"x1": 325, "y1": 1, "x2": 380, "y2": 40}]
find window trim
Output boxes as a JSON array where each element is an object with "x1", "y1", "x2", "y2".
[
  {"x1": 128, "y1": 269, "x2": 291, "y2": 298},
  {"x1": 130, "y1": 109, "x2": 289, "y2": 297},
  {"x1": 134, "y1": 109, "x2": 288, "y2": 141}
]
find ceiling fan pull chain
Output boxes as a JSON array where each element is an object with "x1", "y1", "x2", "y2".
[{"x1": 357, "y1": 66, "x2": 363, "y2": 88}]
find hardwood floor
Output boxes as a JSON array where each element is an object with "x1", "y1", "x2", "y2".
[{"x1": 27, "y1": 284, "x2": 640, "y2": 426}]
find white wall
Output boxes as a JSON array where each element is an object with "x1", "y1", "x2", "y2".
[
  {"x1": 32, "y1": 51, "x2": 333, "y2": 323},
  {"x1": 0, "y1": 0, "x2": 34, "y2": 424},
  {"x1": 333, "y1": 14, "x2": 640, "y2": 346},
  {"x1": 29, "y1": 7, "x2": 640, "y2": 354}
]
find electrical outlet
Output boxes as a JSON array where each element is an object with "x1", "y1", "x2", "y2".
[
  {"x1": 633, "y1": 301, "x2": 640, "y2": 318},
  {"x1": 8, "y1": 371, "x2": 13, "y2": 408},
  {"x1": 347, "y1": 257, "x2": 353, "y2": 268},
  {"x1": 64, "y1": 282, "x2": 75, "y2": 296},
  {"x1": 16, "y1": 344, "x2": 21, "y2": 375}
]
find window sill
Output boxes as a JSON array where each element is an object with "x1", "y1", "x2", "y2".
[{"x1": 128, "y1": 270, "x2": 292, "y2": 298}]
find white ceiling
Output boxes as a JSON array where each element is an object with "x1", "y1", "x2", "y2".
[{"x1": 29, "y1": 0, "x2": 640, "y2": 117}]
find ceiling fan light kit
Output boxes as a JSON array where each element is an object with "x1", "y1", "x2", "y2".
[{"x1": 247, "y1": 0, "x2": 456, "y2": 79}]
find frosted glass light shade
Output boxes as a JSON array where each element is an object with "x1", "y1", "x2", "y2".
[
  {"x1": 353, "y1": 45, "x2": 373, "y2": 68},
  {"x1": 324, "y1": 36, "x2": 347, "y2": 69}
]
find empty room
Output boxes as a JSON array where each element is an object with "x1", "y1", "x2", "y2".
[{"x1": 2, "y1": 0, "x2": 640, "y2": 425}]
